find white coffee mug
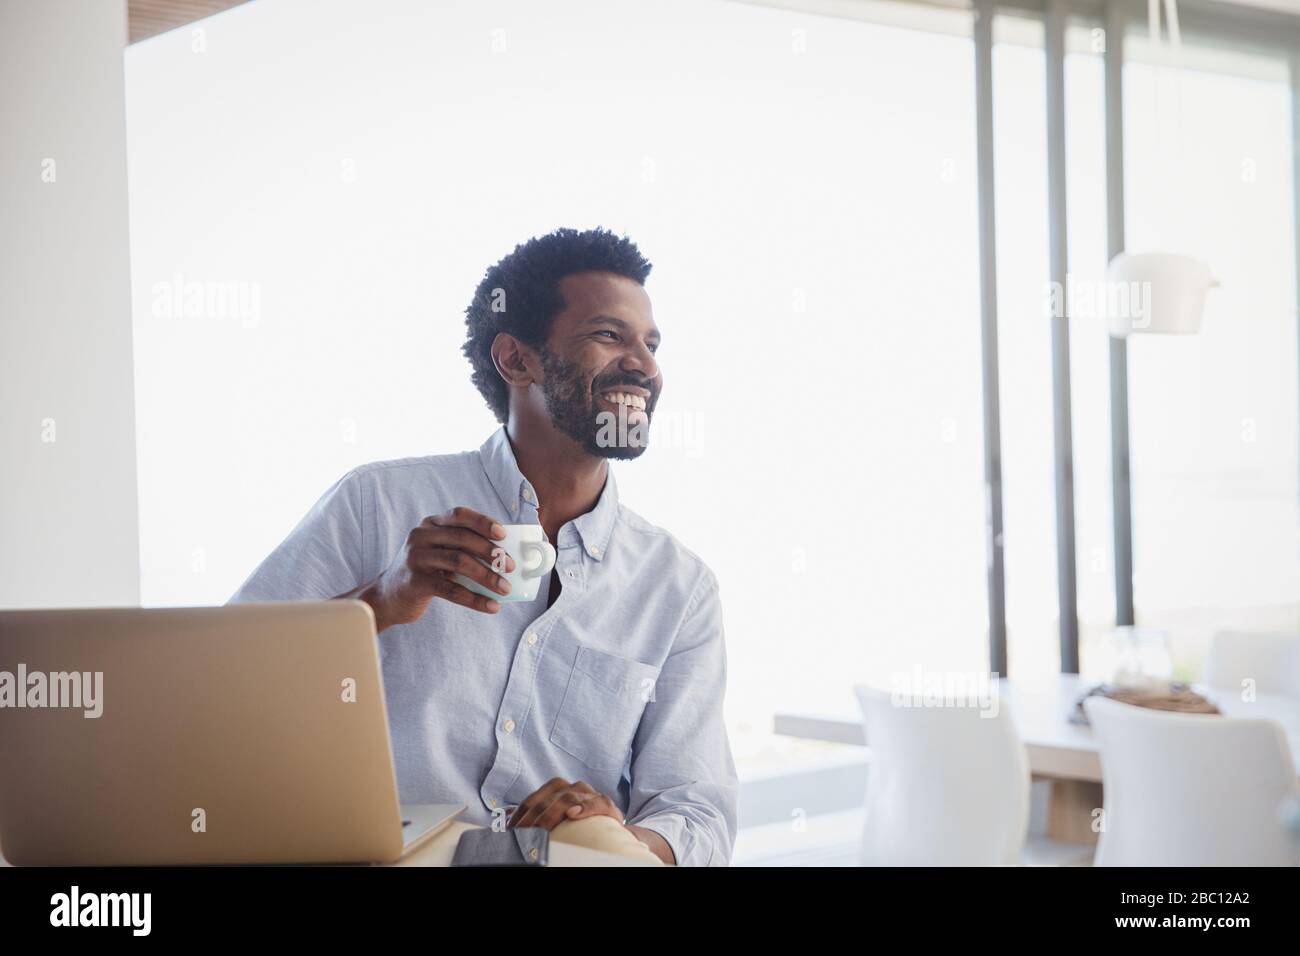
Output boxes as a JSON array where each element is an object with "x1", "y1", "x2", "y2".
[{"x1": 451, "y1": 524, "x2": 557, "y2": 603}]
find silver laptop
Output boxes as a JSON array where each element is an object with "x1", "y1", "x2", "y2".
[{"x1": 0, "y1": 600, "x2": 461, "y2": 865}]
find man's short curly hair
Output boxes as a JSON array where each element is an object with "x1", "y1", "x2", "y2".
[{"x1": 462, "y1": 227, "x2": 653, "y2": 423}]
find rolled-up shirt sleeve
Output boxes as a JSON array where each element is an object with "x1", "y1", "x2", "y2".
[
  {"x1": 625, "y1": 571, "x2": 739, "y2": 866},
  {"x1": 227, "y1": 469, "x2": 369, "y2": 603}
]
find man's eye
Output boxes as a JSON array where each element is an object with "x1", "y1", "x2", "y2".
[{"x1": 596, "y1": 330, "x2": 618, "y2": 340}]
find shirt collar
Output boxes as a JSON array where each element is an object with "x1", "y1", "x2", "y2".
[{"x1": 478, "y1": 426, "x2": 619, "y2": 562}]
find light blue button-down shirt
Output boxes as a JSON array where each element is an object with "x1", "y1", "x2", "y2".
[{"x1": 229, "y1": 427, "x2": 738, "y2": 865}]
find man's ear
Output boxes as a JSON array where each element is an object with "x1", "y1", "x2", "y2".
[{"x1": 490, "y1": 332, "x2": 539, "y2": 388}]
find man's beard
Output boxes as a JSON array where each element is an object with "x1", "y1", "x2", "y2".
[{"x1": 539, "y1": 349, "x2": 652, "y2": 460}]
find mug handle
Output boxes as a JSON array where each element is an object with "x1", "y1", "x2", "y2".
[{"x1": 518, "y1": 540, "x2": 557, "y2": 580}]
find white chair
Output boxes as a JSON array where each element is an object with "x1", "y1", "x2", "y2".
[
  {"x1": 853, "y1": 684, "x2": 1029, "y2": 865},
  {"x1": 1204, "y1": 631, "x2": 1300, "y2": 698},
  {"x1": 1085, "y1": 696, "x2": 1300, "y2": 866}
]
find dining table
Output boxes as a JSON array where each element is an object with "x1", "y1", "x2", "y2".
[{"x1": 773, "y1": 673, "x2": 1300, "y2": 844}]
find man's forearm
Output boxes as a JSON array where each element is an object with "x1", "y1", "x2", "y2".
[
  {"x1": 627, "y1": 824, "x2": 676, "y2": 865},
  {"x1": 334, "y1": 581, "x2": 390, "y2": 633}
]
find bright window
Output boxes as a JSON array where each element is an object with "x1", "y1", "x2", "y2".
[
  {"x1": 126, "y1": 0, "x2": 989, "y2": 766},
  {"x1": 1122, "y1": 35, "x2": 1300, "y2": 671}
]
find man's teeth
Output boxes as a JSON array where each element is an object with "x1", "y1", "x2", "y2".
[{"x1": 604, "y1": 392, "x2": 647, "y2": 411}]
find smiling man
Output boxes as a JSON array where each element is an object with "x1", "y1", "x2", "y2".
[{"x1": 229, "y1": 227, "x2": 738, "y2": 866}]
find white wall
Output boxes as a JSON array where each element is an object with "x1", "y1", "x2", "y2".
[{"x1": 0, "y1": 0, "x2": 141, "y2": 608}]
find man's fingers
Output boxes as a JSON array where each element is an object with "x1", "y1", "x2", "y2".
[
  {"x1": 511, "y1": 783, "x2": 619, "y2": 832},
  {"x1": 563, "y1": 796, "x2": 595, "y2": 820},
  {"x1": 530, "y1": 791, "x2": 590, "y2": 830},
  {"x1": 564, "y1": 796, "x2": 599, "y2": 821},
  {"x1": 408, "y1": 525, "x2": 515, "y2": 572},
  {"x1": 511, "y1": 798, "x2": 552, "y2": 830},
  {"x1": 419, "y1": 571, "x2": 501, "y2": 614},
  {"x1": 509, "y1": 778, "x2": 570, "y2": 829},
  {"x1": 423, "y1": 507, "x2": 507, "y2": 543},
  {"x1": 409, "y1": 547, "x2": 512, "y2": 596},
  {"x1": 509, "y1": 787, "x2": 563, "y2": 829}
]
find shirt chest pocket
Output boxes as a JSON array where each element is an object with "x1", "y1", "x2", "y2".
[{"x1": 549, "y1": 646, "x2": 663, "y2": 773}]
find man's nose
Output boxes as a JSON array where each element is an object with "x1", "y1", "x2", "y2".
[{"x1": 620, "y1": 340, "x2": 659, "y2": 382}]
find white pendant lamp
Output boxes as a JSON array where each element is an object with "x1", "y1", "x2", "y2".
[
  {"x1": 1106, "y1": 252, "x2": 1219, "y2": 337},
  {"x1": 1105, "y1": 1, "x2": 1220, "y2": 338}
]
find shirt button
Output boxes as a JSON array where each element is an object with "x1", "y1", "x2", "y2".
[
  {"x1": 566, "y1": 568, "x2": 577, "y2": 580},
  {"x1": 529, "y1": 848, "x2": 539, "y2": 861},
  {"x1": 488, "y1": 798, "x2": 497, "y2": 809},
  {"x1": 526, "y1": 632, "x2": 538, "y2": 646},
  {"x1": 503, "y1": 719, "x2": 516, "y2": 733},
  {"x1": 589, "y1": 546, "x2": 601, "y2": 557},
  {"x1": 523, "y1": 488, "x2": 535, "y2": 503}
]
